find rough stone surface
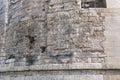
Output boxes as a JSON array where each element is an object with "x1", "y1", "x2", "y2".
[{"x1": 0, "y1": 0, "x2": 120, "y2": 80}]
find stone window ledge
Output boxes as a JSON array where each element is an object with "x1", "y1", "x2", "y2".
[{"x1": 0, "y1": 63, "x2": 119, "y2": 72}]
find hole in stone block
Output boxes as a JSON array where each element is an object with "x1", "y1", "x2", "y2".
[
  {"x1": 40, "y1": 47, "x2": 46, "y2": 53},
  {"x1": 10, "y1": 0, "x2": 21, "y2": 5},
  {"x1": 26, "y1": 55, "x2": 36, "y2": 65},
  {"x1": 42, "y1": 8, "x2": 45, "y2": 11},
  {"x1": 7, "y1": 54, "x2": 15, "y2": 59},
  {"x1": 50, "y1": 53, "x2": 74, "y2": 58}
]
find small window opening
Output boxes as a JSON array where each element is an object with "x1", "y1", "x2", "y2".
[{"x1": 81, "y1": 0, "x2": 106, "y2": 8}]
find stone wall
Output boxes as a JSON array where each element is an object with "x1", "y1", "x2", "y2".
[
  {"x1": 0, "y1": 0, "x2": 120, "y2": 80},
  {"x1": 4, "y1": 0, "x2": 106, "y2": 66}
]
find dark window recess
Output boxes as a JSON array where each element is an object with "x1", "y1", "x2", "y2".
[
  {"x1": 25, "y1": 35, "x2": 35, "y2": 49},
  {"x1": 26, "y1": 55, "x2": 36, "y2": 65},
  {"x1": 81, "y1": 0, "x2": 106, "y2": 8},
  {"x1": 40, "y1": 47, "x2": 46, "y2": 53},
  {"x1": 64, "y1": 53, "x2": 73, "y2": 58},
  {"x1": 50, "y1": 53, "x2": 73, "y2": 58},
  {"x1": 7, "y1": 54, "x2": 15, "y2": 59}
]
